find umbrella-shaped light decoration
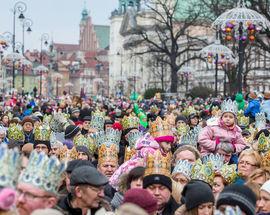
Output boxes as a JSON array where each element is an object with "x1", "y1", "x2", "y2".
[
  {"x1": 34, "y1": 65, "x2": 49, "y2": 72},
  {"x1": 200, "y1": 39, "x2": 236, "y2": 65},
  {"x1": 212, "y1": 0, "x2": 270, "y2": 42},
  {"x1": 64, "y1": 82, "x2": 74, "y2": 87},
  {"x1": 93, "y1": 78, "x2": 104, "y2": 84}
]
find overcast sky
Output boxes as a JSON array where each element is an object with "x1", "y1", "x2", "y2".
[{"x1": 0, "y1": 0, "x2": 118, "y2": 51}]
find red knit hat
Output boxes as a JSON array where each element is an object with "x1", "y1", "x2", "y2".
[{"x1": 123, "y1": 188, "x2": 157, "y2": 214}]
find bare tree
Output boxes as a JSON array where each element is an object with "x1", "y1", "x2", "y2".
[{"x1": 125, "y1": 0, "x2": 209, "y2": 93}]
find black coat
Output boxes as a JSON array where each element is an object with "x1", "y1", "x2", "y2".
[
  {"x1": 57, "y1": 194, "x2": 83, "y2": 215},
  {"x1": 160, "y1": 197, "x2": 180, "y2": 215}
]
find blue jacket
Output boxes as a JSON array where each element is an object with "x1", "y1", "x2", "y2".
[
  {"x1": 261, "y1": 100, "x2": 270, "y2": 121},
  {"x1": 244, "y1": 99, "x2": 260, "y2": 118}
]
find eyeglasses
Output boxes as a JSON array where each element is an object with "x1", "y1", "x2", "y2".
[
  {"x1": 17, "y1": 189, "x2": 50, "y2": 200},
  {"x1": 35, "y1": 145, "x2": 48, "y2": 150},
  {"x1": 238, "y1": 160, "x2": 257, "y2": 167}
]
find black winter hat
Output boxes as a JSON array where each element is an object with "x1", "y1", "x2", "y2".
[
  {"x1": 33, "y1": 140, "x2": 51, "y2": 151},
  {"x1": 175, "y1": 115, "x2": 188, "y2": 124},
  {"x1": 66, "y1": 159, "x2": 94, "y2": 174},
  {"x1": 76, "y1": 145, "x2": 91, "y2": 160},
  {"x1": 216, "y1": 184, "x2": 256, "y2": 215},
  {"x1": 181, "y1": 180, "x2": 214, "y2": 211},
  {"x1": 65, "y1": 125, "x2": 80, "y2": 139},
  {"x1": 143, "y1": 174, "x2": 172, "y2": 191}
]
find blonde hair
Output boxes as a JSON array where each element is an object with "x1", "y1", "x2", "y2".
[
  {"x1": 246, "y1": 167, "x2": 270, "y2": 185},
  {"x1": 115, "y1": 203, "x2": 148, "y2": 215},
  {"x1": 172, "y1": 180, "x2": 184, "y2": 204},
  {"x1": 245, "y1": 182, "x2": 260, "y2": 199},
  {"x1": 173, "y1": 145, "x2": 201, "y2": 165},
  {"x1": 239, "y1": 149, "x2": 262, "y2": 167}
]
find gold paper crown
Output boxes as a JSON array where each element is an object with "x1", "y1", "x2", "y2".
[
  {"x1": 144, "y1": 150, "x2": 171, "y2": 177},
  {"x1": 211, "y1": 106, "x2": 221, "y2": 117},
  {"x1": 121, "y1": 115, "x2": 140, "y2": 130},
  {"x1": 149, "y1": 116, "x2": 173, "y2": 138},
  {"x1": 74, "y1": 134, "x2": 96, "y2": 154},
  {"x1": 59, "y1": 146, "x2": 78, "y2": 162},
  {"x1": 124, "y1": 146, "x2": 137, "y2": 162},
  {"x1": 176, "y1": 124, "x2": 190, "y2": 137},
  {"x1": 182, "y1": 106, "x2": 197, "y2": 117},
  {"x1": 258, "y1": 133, "x2": 270, "y2": 154},
  {"x1": 7, "y1": 124, "x2": 25, "y2": 142},
  {"x1": 165, "y1": 113, "x2": 177, "y2": 127},
  {"x1": 191, "y1": 160, "x2": 214, "y2": 185},
  {"x1": 34, "y1": 125, "x2": 52, "y2": 141},
  {"x1": 98, "y1": 144, "x2": 118, "y2": 165},
  {"x1": 237, "y1": 110, "x2": 249, "y2": 127},
  {"x1": 218, "y1": 164, "x2": 237, "y2": 184}
]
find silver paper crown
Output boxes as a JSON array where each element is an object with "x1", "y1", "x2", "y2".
[
  {"x1": 92, "y1": 130, "x2": 106, "y2": 146},
  {"x1": 102, "y1": 128, "x2": 122, "y2": 150},
  {"x1": 221, "y1": 99, "x2": 238, "y2": 115},
  {"x1": 90, "y1": 111, "x2": 105, "y2": 131},
  {"x1": 19, "y1": 151, "x2": 66, "y2": 195},
  {"x1": 0, "y1": 144, "x2": 21, "y2": 188},
  {"x1": 180, "y1": 131, "x2": 198, "y2": 147},
  {"x1": 202, "y1": 153, "x2": 224, "y2": 171},
  {"x1": 126, "y1": 131, "x2": 143, "y2": 148},
  {"x1": 255, "y1": 112, "x2": 266, "y2": 130},
  {"x1": 172, "y1": 160, "x2": 193, "y2": 180},
  {"x1": 50, "y1": 113, "x2": 70, "y2": 133}
]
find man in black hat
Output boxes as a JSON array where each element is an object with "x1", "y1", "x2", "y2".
[
  {"x1": 58, "y1": 166, "x2": 108, "y2": 214},
  {"x1": 81, "y1": 116, "x2": 91, "y2": 135}
]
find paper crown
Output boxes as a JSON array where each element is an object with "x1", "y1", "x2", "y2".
[
  {"x1": 43, "y1": 114, "x2": 52, "y2": 126},
  {"x1": 59, "y1": 146, "x2": 78, "y2": 161},
  {"x1": 258, "y1": 133, "x2": 270, "y2": 154},
  {"x1": 126, "y1": 131, "x2": 143, "y2": 148},
  {"x1": 180, "y1": 132, "x2": 198, "y2": 147},
  {"x1": 73, "y1": 134, "x2": 96, "y2": 154},
  {"x1": 149, "y1": 116, "x2": 173, "y2": 138},
  {"x1": 255, "y1": 112, "x2": 266, "y2": 130},
  {"x1": 211, "y1": 106, "x2": 222, "y2": 117},
  {"x1": 0, "y1": 144, "x2": 21, "y2": 188},
  {"x1": 172, "y1": 160, "x2": 193, "y2": 180},
  {"x1": 176, "y1": 124, "x2": 190, "y2": 137},
  {"x1": 34, "y1": 125, "x2": 52, "y2": 141},
  {"x1": 98, "y1": 128, "x2": 122, "y2": 164},
  {"x1": 7, "y1": 124, "x2": 25, "y2": 142},
  {"x1": 144, "y1": 150, "x2": 171, "y2": 177},
  {"x1": 202, "y1": 154, "x2": 224, "y2": 171},
  {"x1": 50, "y1": 113, "x2": 70, "y2": 133},
  {"x1": 237, "y1": 115, "x2": 250, "y2": 128},
  {"x1": 182, "y1": 106, "x2": 197, "y2": 117},
  {"x1": 90, "y1": 110, "x2": 105, "y2": 131},
  {"x1": 165, "y1": 113, "x2": 177, "y2": 127},
  {"x1": 191, "y1": 160, "x2": 214, "y2": 185},
  {"x1": 121, "y1": 115, "x2": 140, "y2": 130},
  {"x1": 221, "y1": 99, "x2": 238, "y2": 116},
  {"x1": 218, "y1": 164, "x2": 237, "y2": 184},
  {"x1": 19, "y1": 151, "x2": 66, "y2": 195},
  {"x1": 124, "y1": 146, "x2": 137, "y2": 162}
]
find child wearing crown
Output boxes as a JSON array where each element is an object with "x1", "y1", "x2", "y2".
[{"x1": 198, "y1": 99, "x2": 246, "y2": 157}]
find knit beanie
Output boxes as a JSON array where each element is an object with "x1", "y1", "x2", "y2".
[
  {"x1": 21, "y1": 116, "x2": 34, "y2": 126},
  {"x1": 261, "y1": 180, "x2": 270, "y2": 194},
  {"x1": 143, "y1": 174, "x2": 172, "y2": 192},
  {"x1": 33, "y1": 140, "x2": 51, "y2": 151},
  {"x1": 123, "y1": 188, "x2": 157, "y2": 214},
  {"x1": 181, "y1": 180, "x2": 214, "y2": 211},
  {"x1": 64, "y1": 125, "x2": 80, "y2": 139},
  {"x1": 76, "y1": 145, "x2": 91, "y2": 160},
  {"x1": 216, "y1": 184, "x2": 256, "y2": 215},
  {"x1": 175, "y1": 115, "x2": 188, "y2": 124}
]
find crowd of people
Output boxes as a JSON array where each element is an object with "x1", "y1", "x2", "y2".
[{"x1": 0, "y1": 90, "x2": 270, "y2": 215}]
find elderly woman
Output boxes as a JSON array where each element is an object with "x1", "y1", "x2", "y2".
[{"x1": 236, "y1": 149, "x2": 262, "y2": 184}]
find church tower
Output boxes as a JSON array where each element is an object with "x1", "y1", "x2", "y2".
[{"x1": 79, "y1": 5, "x2": 98, "y2": 51}]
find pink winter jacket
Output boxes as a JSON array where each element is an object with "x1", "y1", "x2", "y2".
[{"x1": 198, "y1": 119, "x2": 246, "y2": 156}]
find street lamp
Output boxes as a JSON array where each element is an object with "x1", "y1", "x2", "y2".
[
  {"x1": 12, "y1": 1, "x2": 27, "y2": 89},
  {"x1": 200, "y1": 39, "x2": 236, "y2": 97},
  {"x1": 39, "y1": 33, "x2": 49, "y2": 96},
  {"x1": 0, "y1": 36, "x2": 9, "y2": 94},
  {"x1": 21, "y1": 18, "x2": 33, "y2": 55},
  {"x1": 34, "y1": 65, "x2": 48, "y2": 96},
  {"x1": 212, "y1": 0, "x2": 270, "y2": 93}
]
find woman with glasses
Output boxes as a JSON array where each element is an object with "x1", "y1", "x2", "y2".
[{"x1": 236, "y1": 149, "x2": 262, "y2": 184}]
